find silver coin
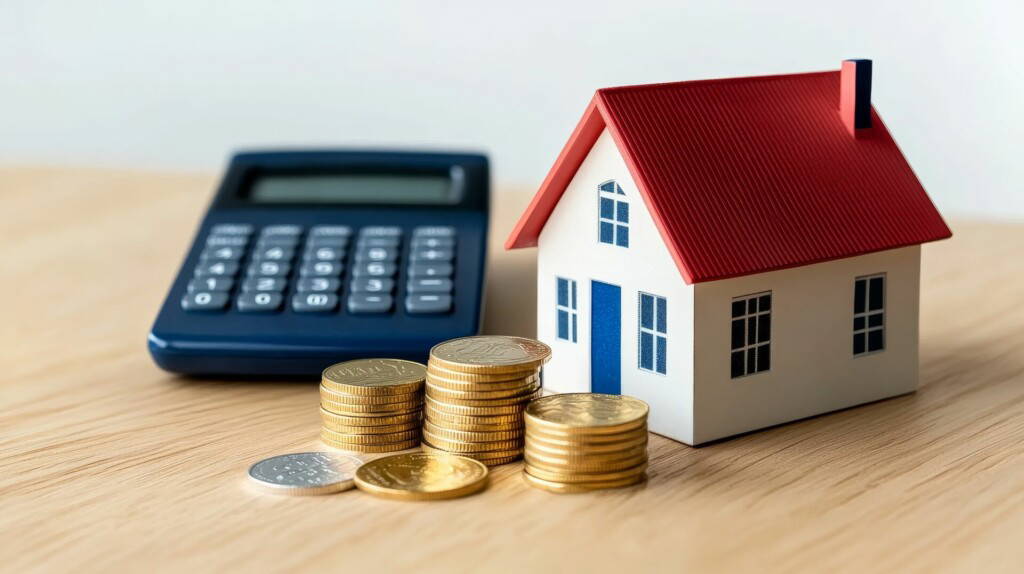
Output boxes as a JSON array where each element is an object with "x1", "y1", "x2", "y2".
[{"x1": 247, "y1": 452, "x2": 364, "y2": 495}]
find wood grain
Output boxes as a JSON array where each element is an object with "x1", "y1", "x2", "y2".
[{"x1": 2, "y1": 166, "x2": 1023, "y2": 573}]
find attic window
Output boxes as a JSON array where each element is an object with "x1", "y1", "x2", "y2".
[{"x1": 598, "y1": 180, "x2": 629, "y2": 248}]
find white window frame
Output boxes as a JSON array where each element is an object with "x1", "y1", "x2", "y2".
[
  {"x1": 731, "y1": 291, "x2": 771, "y2": 378},
  {"x1": 853, "y1": 273, "x2": 886, "y2": 356},
  {"x1": 638, "y1": 292, "x2": 667, "y2": 375},
  {"x1": 556, "y1": 277, "x2": 577, "y2": 343},
  {"x1": 597, "y1": 180, "x2": 629, "y2": 248}
]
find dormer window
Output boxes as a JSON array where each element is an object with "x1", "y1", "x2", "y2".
[{"x1": 598, "y1": 180, "x2": 629, "y2": 247}]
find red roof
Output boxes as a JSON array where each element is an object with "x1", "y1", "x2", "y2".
[{"x1": 505, "y1": 69, "x2": 952, "y2": 283}]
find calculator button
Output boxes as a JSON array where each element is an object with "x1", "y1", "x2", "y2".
[
  {"x1": 260, "y1": 225, "x2": 303, "y2": 236},
  {"x1": 237, "y1": 292, "x2": 283, "y2": 313},
  {"x1": 310, "y1": 225, "x2": 352, "y2": 237},
  {"x1": 206, "y1": 235, "x2": 249, "y2": 247},
  {"x1": 412, "y1": 226, "x2": 455, "y2": 237},
  {"x1": 247, "y1": 261, "x2": 291, "y2": 277},
  {"x1": 195, "y1": 261, "x2": 239, "y2": 277},
  {"x1": 405, "y1": 294, "x2": 452, "y2": 314},
  {"x1": 255, "y1": 236, "x2": 300, "y2": 248},
  {"x1": 296, "y1": 277, "x2": 341, "y2": 293},
  {"x1": 307, "y1": 236, "x2": 349, "y2": 248},
  {"x1": 350, "y1": 277, "x2": 394, "y2": 294},
  {"x1": 253, "y1": 246, "x2": 294, "y2": 261},
  {"x1": 292, "y1": 293, "x2": 339, "y2": 313},
  {"x1": 356, "y1": 237, "x2": 400, "y2": 248},
  {"x1": 407, "y1": 277, "x2": 452, "y2": 294},
  {"x1": 352, "y1": 262, "x2": 397, "y2": 278},
  {"x1": 188, "y1": 277, "x2": 234, "y2": 292},
  {"x1": 359, "y1": 226, "x2": 402, "y2": 237},
  {"x1": 210, "y1": 224, "x2": 253, "y2": 235},
  {"x1": 181, "y1": 291, "x2": 229, "y2": 311},
  {"x1": 300, "y1": 261, "x2": 344, "y2": 277},
  {"x1": 412, "y1": 236, "x2": 455, "y2": 249},
  {"x1": 410, "y1": 248, "x2": 454, "y2": 263},
  {"x1": 304, "y1": 246, "x2": 346, "y2": 262},
  {"x1": 354, "y1": 246, "x2": 398, "y2": 263},
  {"x1": 242, "y1": 277, "x2": 287, "y2": 292},
  {"x1": 347, "y1": 294, "x2": 393, "y2": 314},
  {"x1": 407, "y1": 263, "x2": 453, "y2": 278},
  {"x1": 200, "y1": 246, "x2": 245, "y2": 261}
]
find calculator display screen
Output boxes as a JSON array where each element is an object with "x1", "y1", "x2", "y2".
[{"x1": 248, "y1": 173, "x2": 457, "y2": 205}]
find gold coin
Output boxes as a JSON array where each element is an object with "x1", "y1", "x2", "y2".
[
  {"x1": 353, "y1": 452, "x2": 489, "y2": 501},
  {"x1": 425, "y1": 396, "x2": 531, "y2": 416},
  {"x1": 425, "y1": 379, "x2": 541, "y2": 401},
  {"x1": 523, "y1": 452, "x2": 648, "y2": 474},
  {"x1": 525, "y1": 432, "x2": 648, "y2": 455},
  {"x1": 523, "y1": 461, "x2": 648, "y2": 483},
  {"x1": 322, "y1": 358, "x2": 426, "y2": 395},
  {"x1": 524, "y1": 422, "x2": 647, "y2": 442},
  {"x1": 426, "y1": 363, "x2": 541, "y2": 384},
  {"x1": 425, "y1": 374, "x2": 541, "y2": 393},
  {"x1": 321, "y1": 419, "x2": 422, "y2": 435},
  {"x1": 319, "y1": 407, "x2": 422, "y2": 427},
  {"x1": 423, "y1": 388, "x2": 540, "y2": 407},
  {"x1": 424, "y1": 404, "x2": 524, "y2": 425},
  {"x1": 321, "y1": 436, "x2": 421, "y2": 453},
  {"x1": 421, "y1": 443, "x2": 523, "y2": 465},
  {"x1": 424, "y1": 418, "x2": 524, "y2": 432},
  {"x1": 523, "y1": 445, "x2": 648, "y2": 468},
  {"x1": 422, "y1": 432, "x2": 523, "y2": 453},
  {"x1": 321, "y1": 398, "x2": 422, "y2": 415},
  {"x1": 423, "y1": 420, "x2": 524, "y2": 442},
  {"x1": 320, "y1": 385, "x2": 423, "y2": 405},
  {"x1": 472, "y1": 454, "x2": 523, "y2": 467},
  {"x1": 525, "y1": 393, "x2": 649, "y2": 434},
  {"x1": 429, "y1": 336, "x2": 551, "y2": 374},
  {"x1": 321, "y1": 428, "x2": 421, "y2": 445},
  {"x1": 522, "y1": 470, "x2": 646, "y2": 493}
]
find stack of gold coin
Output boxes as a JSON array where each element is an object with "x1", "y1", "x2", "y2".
[
  {"x1": 319, "y1": 358, "x2": 426, "y2": 453},
  {"x1": 421, "y1": 336, "x2": 552, "y2": 466},
  {"x1": 523, "y1": 393, "x2": 649, "y2": 493}
]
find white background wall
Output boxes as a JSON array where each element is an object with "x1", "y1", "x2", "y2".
[{"x1": 2, "y1": 1, "x2": 1021, "y2": 219}]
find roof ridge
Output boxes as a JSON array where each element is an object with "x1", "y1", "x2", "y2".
[{"x1": 596, "y1": 69, "x2": 836, "y2": 96}]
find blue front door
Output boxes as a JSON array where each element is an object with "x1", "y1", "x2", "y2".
[{"x1": 591, "y1": 280, "x2": 621, "y2": 394}]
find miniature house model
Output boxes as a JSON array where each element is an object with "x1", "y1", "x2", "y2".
[{"x1": 506, "y1": 60, "x2": 952, "y2": 445}]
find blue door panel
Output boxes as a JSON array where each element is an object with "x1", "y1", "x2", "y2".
[{"x1": 591, "y1": 280, "x2": 621, "y2": 394}]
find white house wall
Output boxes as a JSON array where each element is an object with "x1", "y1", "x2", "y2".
[
  {"x1": 536, "y1": 129, "x2": 695, "y2": 444},
  {"x1": 692, "y1": 246, "x2": 921, "y2": 444}
]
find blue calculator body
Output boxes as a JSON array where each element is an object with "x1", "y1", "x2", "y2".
[{"x1": 148, "y1": 150, "x2": 489, "y2": 376}]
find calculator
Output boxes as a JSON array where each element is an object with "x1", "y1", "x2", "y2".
[{"x1": 148, "y1": 150, "x2": 489, "y2": 376}]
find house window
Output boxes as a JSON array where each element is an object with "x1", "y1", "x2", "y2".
[
  {"x1": 598, "y1": 180, "x2": 629, "y2": 247},
  {"x1": 853, "y1": 274, "x2": 885, "y2": 355},
  {"x1": 731, "y1": 292, "x2": 771, "y2": 378},
  {"x1": 556, "y1": 277, "x2": 578, "y2": 342},
  {"x1": 638, "y1": 292, "x2": 667, "y2": 374}
]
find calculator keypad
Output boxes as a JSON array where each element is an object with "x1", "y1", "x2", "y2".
[{"x1": 182, "y1": 223, "x2": 455, "y2": 315}]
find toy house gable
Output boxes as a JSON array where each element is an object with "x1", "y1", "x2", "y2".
[{"x1": 536, "y1": 129, "x2": 696, "y2": 443}]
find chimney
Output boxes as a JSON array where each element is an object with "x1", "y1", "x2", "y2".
[{"x1": 840, "y1": 59, "x2": 872, "y2": 136}]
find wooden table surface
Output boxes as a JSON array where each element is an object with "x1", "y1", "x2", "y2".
[{"x1": 3, "y1": 167, "x2": 1023, "y2": 573}]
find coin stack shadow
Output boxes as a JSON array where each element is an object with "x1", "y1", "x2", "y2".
[
  {"x1": 523, "y1": 394, "x2": 649, "y2": 493},
  {"x1": 421, "y1": 359, "x2": 545, "y2": 466},
  {"x1": 320, "y1": 370, "x2": 425, "y2": 453}
]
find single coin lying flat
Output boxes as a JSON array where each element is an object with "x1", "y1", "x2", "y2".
[
  {"x1": 354, "y1": 452, "x2": 489, "y2": 501},
  {"x1": 248, "y1": 452, "x2": 364, "y2": 496}
]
